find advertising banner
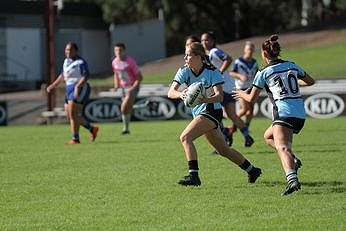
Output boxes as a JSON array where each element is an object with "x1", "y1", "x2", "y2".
[
  {"x1": 83, "y1": 92, "x2": 346, "y2": 122},
  {"x1": 0, "y1": 101, "x2": 8, "y2": 126}
]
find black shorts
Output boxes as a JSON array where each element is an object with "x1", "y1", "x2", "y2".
[
  {"x1": 272, "y1": 117, "x2": 305, "y2": 134},
  {"x1": 200, "y1": 105, "x2": 223, "y2": 129},
  {"x1": 241, "y1": 87, "x2": 252, "y2": 94},
  {"x1": 221, "y1": 92, "x2": 236, "y2": 106}
]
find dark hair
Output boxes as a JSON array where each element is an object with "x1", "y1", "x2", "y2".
[
  {"x1": 186, "y1": 35, "x2": 200, "y2": 43},
  {"x1": 262, "y1": 34, "x2": 281, "y2": 58},
  {"x1": 206, "y1": 31, "x2": 216, "y2": 41},
  {"x1": 115, "y1": 42, "x2": 126, "y2": 50},
  {"x1": 201, "y1": 31, "x2": 216, "y2": 48},
  {"x1": 66, "y1": 42, "x2": 78, "y2": 51}
]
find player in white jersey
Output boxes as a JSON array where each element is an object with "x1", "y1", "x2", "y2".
[
  {"x1": 47, "y1": 42, "x2": 99, "y2": 144},
  {"x1": 168, "y1": 42, "x2": 261, "y2": 186},
  {"x1": 230, "y1": 41, "x2": 258, "y2": 130},
  {"x1": 201, "y1": 32, "x2": 254, "y2": 147},
  {"x1": 233, "y1": 35, "x2": 315, "y2": 195}
]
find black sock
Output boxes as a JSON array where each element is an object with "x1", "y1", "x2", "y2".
[
  {"x1": 188, "y1": 160, "x2": 199, "y2": 176},
  {"x1": 239, "y1": 159, "x2": 254, "y2": 173}
]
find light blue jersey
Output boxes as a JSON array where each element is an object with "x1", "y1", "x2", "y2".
[
  {"x1": 174, "y1": 64, "x2": 224, "y2": 118},
  {"x1": 253, "y1": 60, "x2": 306, "y2": 119}
]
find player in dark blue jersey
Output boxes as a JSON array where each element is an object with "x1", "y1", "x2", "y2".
[
  {"x1": 233, "y1": 35, "x2": 315, "y2": 195},
  {"x1": 230, "y1": 41, "x2": 258, "y2": 130},
  {"x1": 201, "y1": 32, "x2": 254, "y2": 147},
  {"x1": 168, "y1": 42, "x2": 261, "y2": 186},
  {"x1": 47, "y1": 42, "x2": 99, "y2": 144}
]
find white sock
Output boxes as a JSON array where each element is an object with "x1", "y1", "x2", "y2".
[{"x1": 122, "y1": 114, "x2": 131, "y2": 131}]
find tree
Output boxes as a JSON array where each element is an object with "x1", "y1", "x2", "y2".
[{"x1": 64, "y1": 0, "x2": 345, "y2": 55}]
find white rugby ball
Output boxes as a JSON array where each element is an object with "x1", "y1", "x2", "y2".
[{"x1": 184, "y1": 82, "x2": 206, "y2": 108}]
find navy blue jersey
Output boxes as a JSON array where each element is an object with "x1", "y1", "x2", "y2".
[{"x1": 62, "y1": 56, "x2": 89, "y2": 86}]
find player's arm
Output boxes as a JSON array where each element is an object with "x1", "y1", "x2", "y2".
[
  {"x1": 168, "y1": 81, "x2": 186, "y2": 100},
  {"x1": 74, "y1": 76, "x2": 87, "y2": 98},
  {"x1": 129, "y1": 72, "x2": 143, "y2": 92},
  {"x1": 46, "y1": 74, "x2": 64, "y2": 93},
  {"x1": 233, "y1": 86, "x2": 261, "y2": 104},
  {"x1": 113, "y1": 72, "x2": 120, "y2": 89},
  {"x1": 298, "y1": 73, "x2": 315, "y2": 87},
  {"x1": 230, "y1": 71, "x2": 248, "y2": 82},
  {"x1": 201, "y1": 84, "x2": 223, "y2": 104},
  {"x1": 220, "y1": 56, "x2": 232, "y2": 74}
]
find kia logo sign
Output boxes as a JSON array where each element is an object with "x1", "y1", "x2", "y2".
[
  {"x1": 305, "y1": 93, "x2": 344, "y2": 119},
  {"x1": 177, "y1": 101, "x2": 192, "y2": 119},
  {"x1": 134, "y1": 96, "x2": 176, "y2": 121},
  {"x1": 84, "y1": 98, "x2": 122, "y2": 122},
  {"x1": 260, "y1": 98, "x2": 273, "y2": 119},
  {"x1": 0, "y1": 102, "x2": 7, "y2": 125}
]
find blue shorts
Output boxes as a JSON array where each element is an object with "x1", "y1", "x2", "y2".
[
  {"x1": 221, "y1": 92, "x2": 236, "y2": 106},
  {"x1": 66, "y1": 83, "x2": 90, "y2": 104}
]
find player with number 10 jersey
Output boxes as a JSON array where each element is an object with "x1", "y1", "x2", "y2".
[{"x1": 253, "y1": 60, "x2": 306, "y2": 119}]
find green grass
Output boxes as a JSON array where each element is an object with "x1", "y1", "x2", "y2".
[
  {"x1": 255, "y1": 41, "x2": 346, "y2": 78},
  {"x1": 89, "y1": 38, "x2": 346, "y2": 87},
  {"x1": 88, "y1": 70, "x2": 176, "y2": 86},
  {"x1": 1, "y1": 117, "x2": 346, "y2": 230}
]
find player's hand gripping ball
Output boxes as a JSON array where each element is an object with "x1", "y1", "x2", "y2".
[{"x1": 184, "y1": 82, "x2": 206, "y2": 108}]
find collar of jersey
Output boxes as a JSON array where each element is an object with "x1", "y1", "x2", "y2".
[{"x1": 190, "y1": 66, "x2": 205, "y2": 77}]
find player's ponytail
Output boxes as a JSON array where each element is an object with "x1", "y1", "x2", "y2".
[{"x1": 262, "y1": 34, "x2": 281, "y2": 59}]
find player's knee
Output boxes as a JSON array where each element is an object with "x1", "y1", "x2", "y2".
[
  {"x1": 263, "y1": 134, "x2": 270, "y2": 143},
  {"x1": 180, "y1": 133, "x2": 191, "y2": 144},
  {"x1": 275, "y1": 145, "x2": 292, "y2": 153}
]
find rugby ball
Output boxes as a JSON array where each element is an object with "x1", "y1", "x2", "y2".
[{"x1": 184, "y1": 82, "x2": 206, "y2": 108}]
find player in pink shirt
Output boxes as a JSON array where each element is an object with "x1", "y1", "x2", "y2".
[{"x1": 112, "y1": 43, "x2": 143, "y2": 134}]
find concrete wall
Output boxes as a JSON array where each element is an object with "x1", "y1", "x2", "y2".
[
  {"x1": 110, "y1": 19, "x2": 166, "y2": 65},
  {"x1": 0, "y1": 14, "x2": 166, "y2": 88},
  {"x1": 56, "y1": 29, "x2": 111, "y2": 75},
  {"x1": 6, "y1": 28, "x2": 41, "y2": 81}
]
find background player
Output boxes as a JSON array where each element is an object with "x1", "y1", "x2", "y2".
[
  {"x1": 46, "y1": 42, "x2": 98, "y2": 144},
  {"x1": 233, "y1": 35, "x2": 315, "y2": 195},
  {"x1": 201, "y1": 31, "x2": 254, "y2": 147},
  {"x1": 112, "y1": 42, "x2": 143, "y2": 135},
  {"x1": 230, "y1": 41, "x2": 258, "y2": 131},
  {"x1": 185, "y1": 35, "x2": 200, "y2": 47},
  {"x1": 168, "y1": 42, "x2": 261, "y2": 186}
]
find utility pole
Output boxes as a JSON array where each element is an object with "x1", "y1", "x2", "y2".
[{"x1": 45, "y1": 0, "x2": 56, "y2": 111}]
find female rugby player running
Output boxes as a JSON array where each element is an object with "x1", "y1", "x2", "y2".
[
  {"x1": 168, "y1": 42, "x2": 261, "y2": 186},
  {"x1": 233, "y1": 35, "x2": 315, "y2": 195},
  {"x1": 47, "y1": 42, "x2": 98, "y2": 144}
]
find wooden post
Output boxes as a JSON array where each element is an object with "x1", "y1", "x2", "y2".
[{"x1": 45, "y1": 0, "x2": 56, "y2": 111}]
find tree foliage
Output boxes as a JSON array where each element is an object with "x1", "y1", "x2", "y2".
[{"x1": 64, "y1": 0, "x2": 345, "y2": 55}]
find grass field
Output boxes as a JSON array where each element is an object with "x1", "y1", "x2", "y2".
[
  {"x1": 1, "y1": 117, "x2": 346, "y2": 230},
  {"x1": 89, "y1": 40, "x2": 346, "y2": 86},
  {"x1": 255, "y1": 41, "x2": 346, "y2": 78}
]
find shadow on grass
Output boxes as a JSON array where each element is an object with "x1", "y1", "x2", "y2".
[{"x1": 261, "y1": 180, "x2": 346, "y2": 194}]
